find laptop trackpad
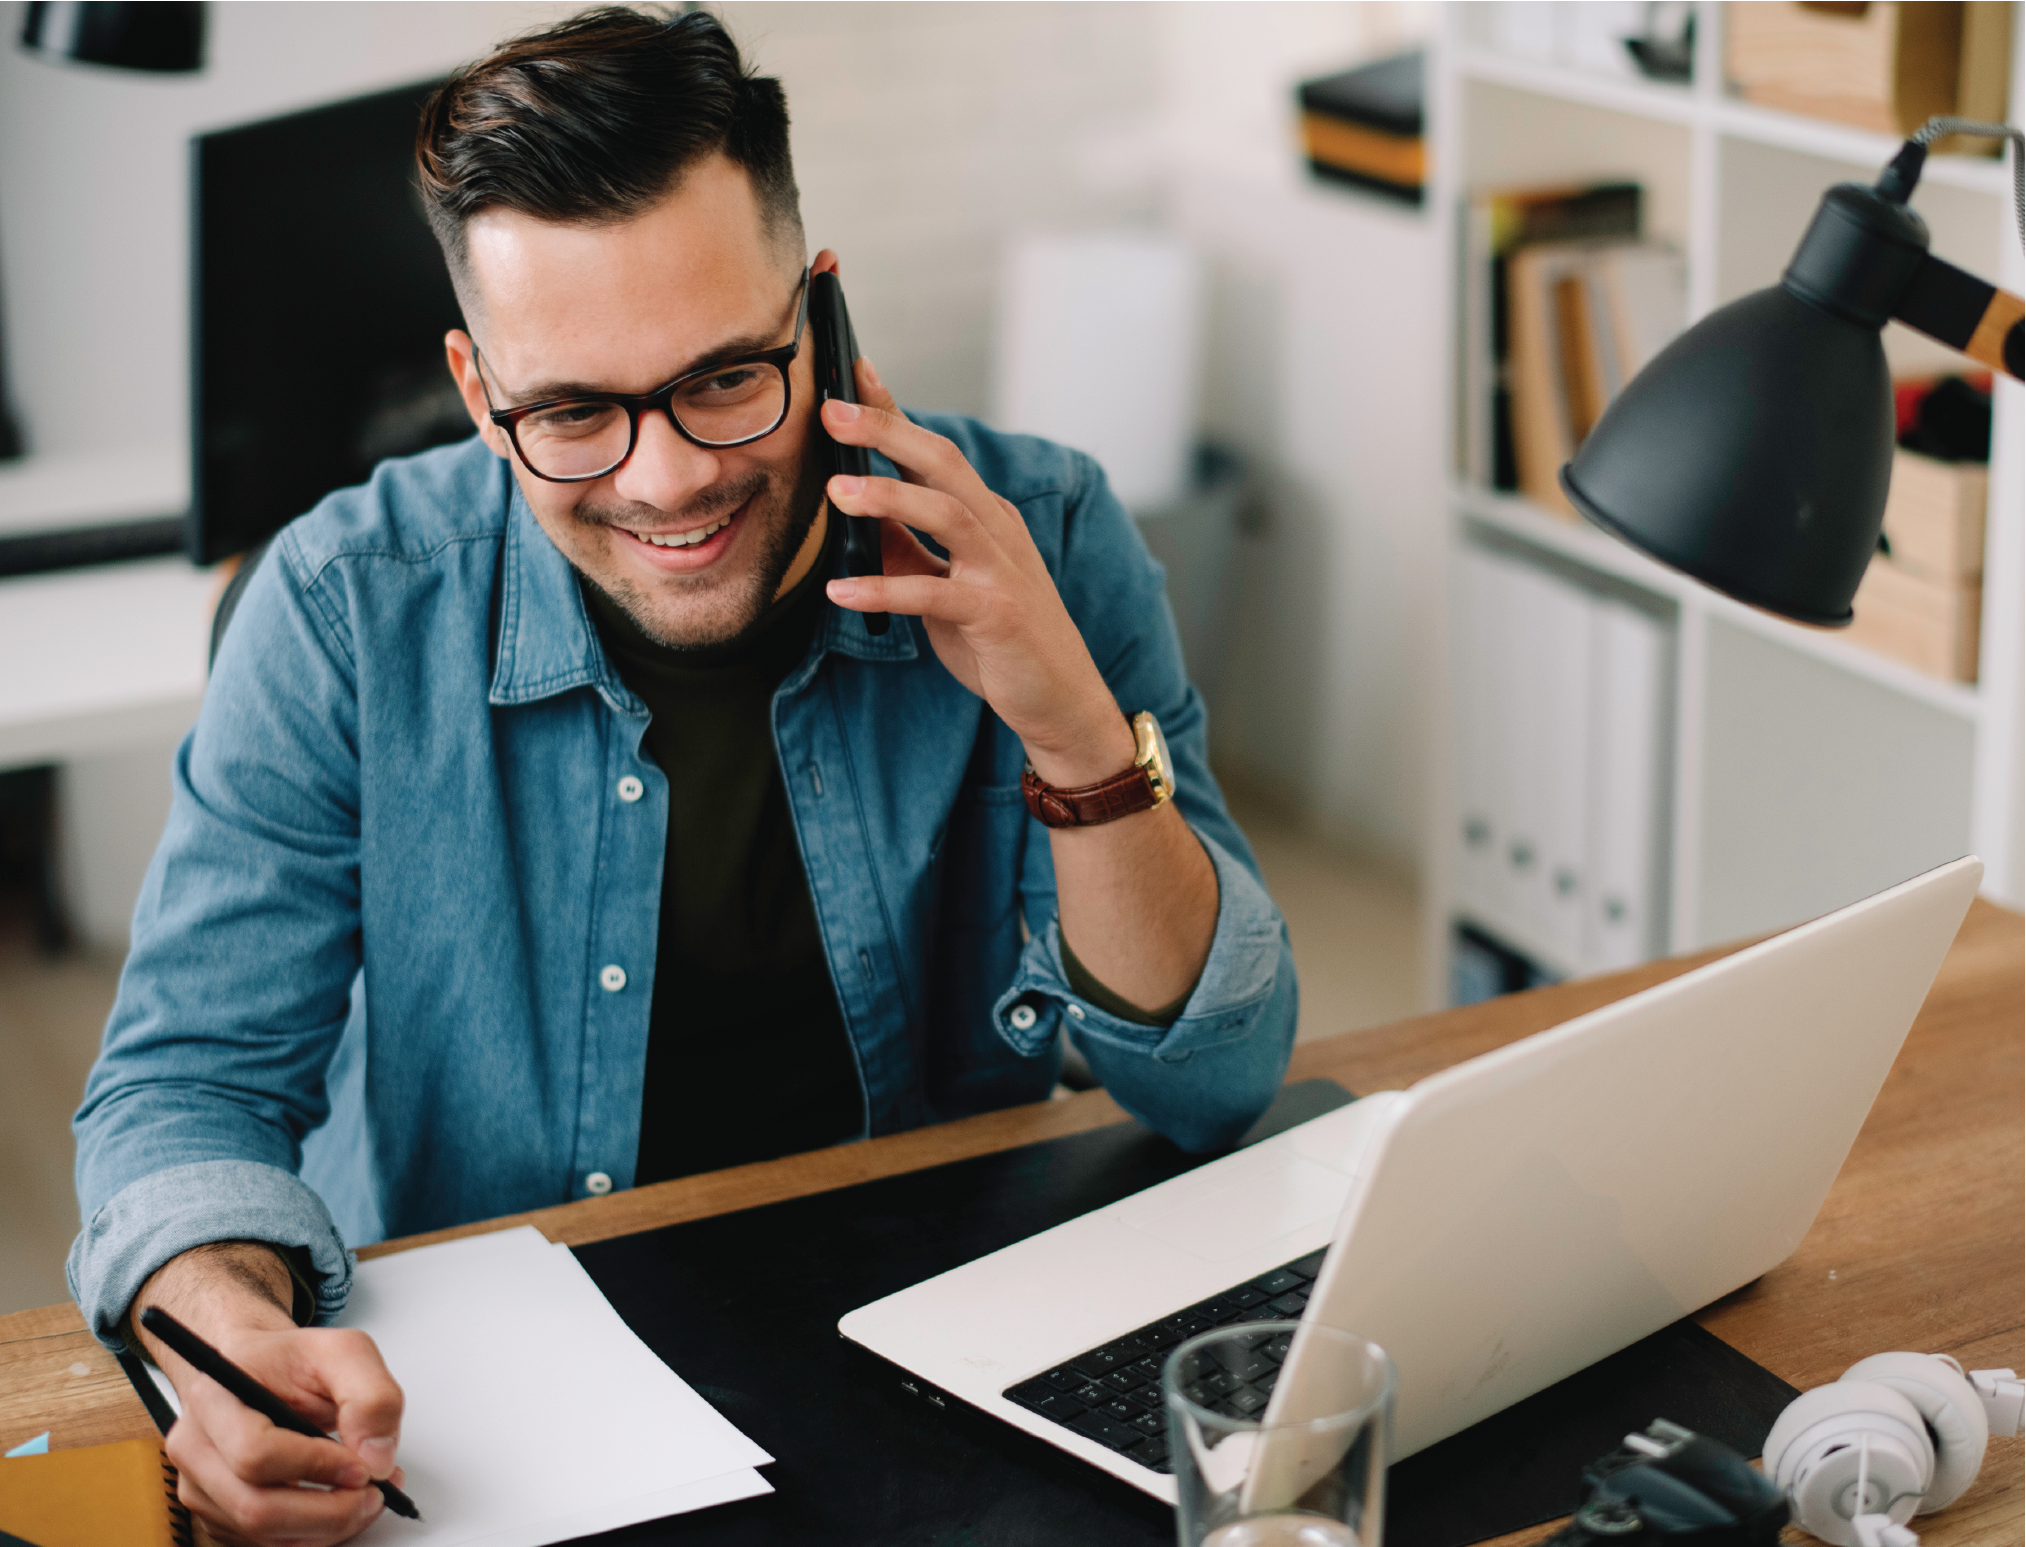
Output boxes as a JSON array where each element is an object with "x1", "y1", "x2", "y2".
[{"x1": 1123, "y1": 1158, "x2": 1351, "y2": 1264}]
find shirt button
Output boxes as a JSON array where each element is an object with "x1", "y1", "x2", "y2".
[
  {"x1": 1066, "y1": 1003, "x2": 1086, "y2": 1020},
  {"x1": 1008, "y1": 1003, "x2": 1038, "y2": 1032},
  {"x1": 616, "y1": 775, "x2": 644, "y2": 803},
  {"x1": 585, "y1": 1171, "x2": 613, "y2": 1195},
  {"x1": 600, "y1": 964, "x2": 627, "y2": 992}
]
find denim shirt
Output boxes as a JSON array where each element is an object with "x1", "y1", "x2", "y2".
[{"x1": 68, "y1": 419, "x2": 1298, "y2": 1347}]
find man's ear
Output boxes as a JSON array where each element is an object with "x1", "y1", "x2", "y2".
[
  {"x1": 811, "y1": 247, "x2": 841, "y2": 280},
  {"x1": 444, "y1": 330, "x2": 509, "y2": 460}
]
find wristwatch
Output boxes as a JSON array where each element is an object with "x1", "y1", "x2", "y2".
[{"x1": 1021, "y1": 711, "x2": 1176, "y2": 828}]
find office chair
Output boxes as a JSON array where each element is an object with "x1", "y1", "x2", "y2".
[{"x1": 207, "y1": 537, "x2": 272, "y2": 669}]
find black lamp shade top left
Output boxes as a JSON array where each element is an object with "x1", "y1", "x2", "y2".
[{"x1": 20, "y1": 2, "x2": 205, "y2": 73}]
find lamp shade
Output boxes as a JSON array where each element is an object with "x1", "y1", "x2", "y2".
[
  {"x1": 1561, "y1": 181, "x2": 1941, "y2": 625},
  {"x1": 19, "y1": 2, "x2": 204, "y2": 73},
  {"x1": 1558, "y1": 285, "x2": 1894, "y2": 625}
]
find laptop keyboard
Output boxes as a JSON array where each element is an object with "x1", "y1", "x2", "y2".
[{"x1": 1000, "y1": 1247, "x2": 1328, "y2": 1474}]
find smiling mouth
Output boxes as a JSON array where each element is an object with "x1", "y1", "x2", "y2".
[{"x1": 627, "y1": 514, "x2": 732, "y2": 549}]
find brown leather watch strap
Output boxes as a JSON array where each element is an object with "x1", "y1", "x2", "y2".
[{"x1": 1021, "y1": 762, "x2": 1162, "y2": 828}]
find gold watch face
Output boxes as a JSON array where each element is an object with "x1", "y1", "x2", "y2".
[{"x1": 1132, "y1": 712, "x2": 1175, "y2": 803}]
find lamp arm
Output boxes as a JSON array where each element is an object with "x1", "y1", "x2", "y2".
[
  {"x1": 1890, "y1": 253, "x2": 2024, "y2": 380},
  {"x1": 1872, "y1": 117, "x2": 2024, "y2": 379}
]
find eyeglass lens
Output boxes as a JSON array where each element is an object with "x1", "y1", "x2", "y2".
[{"x1": 513, "y1": 361, "x2": 789, "y2": 478}]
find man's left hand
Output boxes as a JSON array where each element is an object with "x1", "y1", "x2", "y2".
[{"x1": 820, "y1": 363, "x2": 1136, "y2": 789}]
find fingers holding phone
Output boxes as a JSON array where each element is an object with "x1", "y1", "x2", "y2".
[
  {"x1": 818, "y1": 394, "x2": 1134, "y2": 786},
  {"x1": 852, "y1": 355, "x2": 899, "y2": 423}
]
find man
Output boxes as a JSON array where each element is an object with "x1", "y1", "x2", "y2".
[{"x1": 71, "y1": 9, "x2": 1297, "y2": 1543}]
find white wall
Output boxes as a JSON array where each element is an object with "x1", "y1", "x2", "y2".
[
  {"x1": 2, "y1": 0, "x2": 1445, "y2": 934},
  {"x1": 1153, "y1": 3, "x2": 1442, "y2": 875},
  {"x1": 725, "y1": 1, "x2": 1165, "y2": 419}
]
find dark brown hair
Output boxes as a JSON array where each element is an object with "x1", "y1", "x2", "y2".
[{"x1": 415, "y1": 7, "x2": 801, "y2": 299}]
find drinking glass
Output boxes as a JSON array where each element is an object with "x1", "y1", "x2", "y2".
[{"x1": 1164, "y1": 1321, "x2": 1395, "y2": 1547}]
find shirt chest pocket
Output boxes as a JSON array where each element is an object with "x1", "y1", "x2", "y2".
[{"x1": 936, "y1": 780, "x2": 1028, "y2": 929}]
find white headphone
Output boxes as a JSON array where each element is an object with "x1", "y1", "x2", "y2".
[{"x1": 1763, "y1": 1353, "x2": 2023, "y2": 1547}]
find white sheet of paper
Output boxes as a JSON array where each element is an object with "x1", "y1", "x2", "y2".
[{"x1": 147, "y1": 1227, "x2": 773, "y2": 1546}]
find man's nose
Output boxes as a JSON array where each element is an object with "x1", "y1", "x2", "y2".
[{"x1": 610, "y1": 405, "x2": 722, "y2": 514}]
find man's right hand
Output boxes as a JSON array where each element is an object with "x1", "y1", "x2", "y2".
[{"x1": 132, "y1": 1242, "x2": 405, "y2": 1547}]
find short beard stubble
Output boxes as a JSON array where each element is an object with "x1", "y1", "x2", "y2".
[{"x1": 574, "y1": 445, "x2": 827, "y2": 652}]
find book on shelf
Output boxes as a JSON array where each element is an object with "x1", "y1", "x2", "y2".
[
  {"x1": 1508, "y1": 237, "x2": 1686, "y2": 515},
  {"x1": 1458, "y1": 182, "x2": 1646, "y2": 496},
  {"x1": 1724, "y1": 1, "x2": 2013, "y2": 152},
  {"x1": 1297, "y1": 50, "x2": 1424, "y2": 204},
  {"x1": 1451, "y1": 920, "x2": 1558, "y2": 1008}
]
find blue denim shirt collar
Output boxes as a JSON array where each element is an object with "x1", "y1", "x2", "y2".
[
  {"x1": 489, "y1": 486, "x2": 619, "y2": 710},
  {"x1": 488, "y1": 480, "x2": 915, "y2": 714}
]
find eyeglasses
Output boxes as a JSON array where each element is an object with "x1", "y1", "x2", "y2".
[{"x1": 477, "y1": 267, "x2": 810, "y2": 484}]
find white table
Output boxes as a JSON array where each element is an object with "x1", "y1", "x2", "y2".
[{"x1": 0, "y1": 555, "x2": 215, "y2": 770}]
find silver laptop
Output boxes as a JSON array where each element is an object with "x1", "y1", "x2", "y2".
[{"x1": 840, "y1": 856, "x2": 1982, "y2": 1502}]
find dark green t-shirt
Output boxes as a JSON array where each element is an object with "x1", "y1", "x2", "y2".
[{"x1": 583, "y1": 520, "x2": 862, "y2": 1185}]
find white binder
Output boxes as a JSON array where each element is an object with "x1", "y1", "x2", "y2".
[
  {"x1": 1453, "y1": 548, "x2": 1507, "y2": 927},
  {"x1": 1585, "y1": 598, "x2": 1668, "y2": 970},
  {"x1": 1453, "y1": 543, "x2": 1670, "y2": 986},
  {"x1": 1502, "y1": 559, "x2": 1594, "y2": 972},
  {"x1": 1486, "y1": 551, "x2": 1537, "y2": 952}
]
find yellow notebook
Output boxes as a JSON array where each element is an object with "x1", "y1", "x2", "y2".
[{"x1": 0, "y1": 1436, "x2": 190, "y2": 1547}]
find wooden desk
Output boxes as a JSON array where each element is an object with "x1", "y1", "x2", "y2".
[{"x1": 4, "y1": 901, "x2": 2018, "y2": 1546}]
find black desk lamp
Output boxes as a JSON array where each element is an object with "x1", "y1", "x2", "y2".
[
  {"x1": 1561, "y1": 118, "x2": 2024, "y2": 626},
  {"x1": 18, "y1": 2, "x2": 204, "y2": 73}
]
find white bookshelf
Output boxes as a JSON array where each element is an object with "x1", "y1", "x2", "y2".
[
  {"x1": 1455, "y1": 48, "x2": 2016, "y2": 196},
  {"x1": 1424, "y1": 2, "x2": 2024, "y2": 1005}
]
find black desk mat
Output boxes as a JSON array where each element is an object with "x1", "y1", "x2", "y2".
[{"x1": 569, "y1": 1079, "x2": 1797, "y2": 1547}]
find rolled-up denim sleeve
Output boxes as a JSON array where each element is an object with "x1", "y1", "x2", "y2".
[
  {"x1": 67, "y1": 1160, "x2": 353, "y2": 1346},
  {"x1": 994, "y1": 450, "x2": 1299, "y2": 1151},
  {"x1": 69, "y1": 531, "x2": 366, "y2": 1347},
  {"x1": 996, "y1": 832, "x2": 1297, "y2": 1152}
]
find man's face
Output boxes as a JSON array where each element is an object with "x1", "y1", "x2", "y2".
[{"x1": 448, "y1": 156, "x2": 826, "y2": 649}]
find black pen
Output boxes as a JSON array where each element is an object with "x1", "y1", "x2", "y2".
[{"x1": 138, "y1": 1306, "x2": 421, "y2": 1521}]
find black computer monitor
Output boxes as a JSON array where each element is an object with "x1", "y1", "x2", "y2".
[{"x1": 188, "y1": 80, "x2": 471, "y2": 564}]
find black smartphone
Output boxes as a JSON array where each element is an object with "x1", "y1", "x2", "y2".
[{"x1": 810, "y1": 269, "x2": 888, "y2": 636}]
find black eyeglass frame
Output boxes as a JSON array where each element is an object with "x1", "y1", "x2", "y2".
[{"x1": 477, "y1": 266, "x2": 812, "y2": 484}]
